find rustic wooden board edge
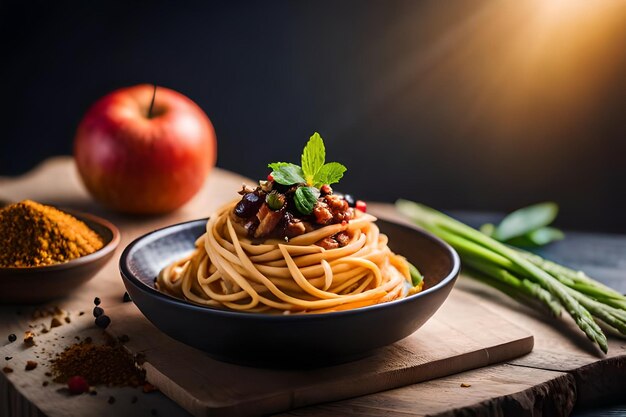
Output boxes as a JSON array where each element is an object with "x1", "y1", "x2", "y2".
[
  {"x1": 424, "y1": 370, "x2": 577, "y2": 417},
  {"x1": 277, "y1": 364, "x2": 577, "y2": 417},
  {"x1": 169, "y1": 333, "x2": 534, "y2": 417}
]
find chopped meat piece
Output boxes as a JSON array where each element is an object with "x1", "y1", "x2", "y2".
[
  {"x1": 285, "y1": 219, "x2": 306, "y2": 238},
  {"x1": 302, "y1": 222, "x2": 315, "y2": 233},
  {"x1": 278, "y1": 211, "x2": 307, "y2": 238},
  {"x1": 255, "y1": 204, "x2": 283, "y2": 238},
  {"x1": 316, "y1": 237, "x2": 339, "y2": 250},
  {"x1": 313, "y1": 202, "x2": 334, "y2": 225},
  {"x1": 334, "y1": 210, "x2": 352, "y2": 223},
  {"x1": 320, "y1": 184, "x2": 333, "y2": 195},
  {"x1": 335, "y1": 232, "x2": 350, "y2": 247},
  {"x1": 325, "y1": 194, "x2": 352, "y2": 223},
  {"x1": 325, "y1": 194, "x2": 347, "y2": 211}
]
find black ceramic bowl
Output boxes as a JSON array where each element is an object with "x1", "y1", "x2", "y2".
[
  {"x1": 120, "y1": 218, "x2": 460, "y2": 367},
  {"x1": 1, "y1": 210, "x2": 120, "y2": 304}
]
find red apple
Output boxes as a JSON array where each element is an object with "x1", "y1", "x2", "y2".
[{"x1": 74, "y1": 84, "x2": 216, "y2": 214}]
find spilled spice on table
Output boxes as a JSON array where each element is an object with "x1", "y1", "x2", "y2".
[{"x1": 50, "y1": 338, "x2": 145, "y2": 387}]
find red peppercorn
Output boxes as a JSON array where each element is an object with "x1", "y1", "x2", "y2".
[
  {"x1": 267, "y1": 174, "x2": 274, "y2": 182},
  {"x1": 67, "y1": 375, "x2": 90, "y2": 395},
  {"x1": 356, "y1": 200, "x2": 367, "y2": 213}
]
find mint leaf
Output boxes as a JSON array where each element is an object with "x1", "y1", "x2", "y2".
[
  {"x1": 314, "y1": 162, "x2": 347, "y2": 186},
  {"x1": 294, "y1": 186, "x2": 320, "y2": 215},
  {"x1": 268, "y1": 162, "x2": 291, "y2": 171},
  {"x1": 301, "y1": 132, "x2": 325, "y2": 185},
  {"x1": 270, "y1": 163, "x2": 306, "y2": 185}
]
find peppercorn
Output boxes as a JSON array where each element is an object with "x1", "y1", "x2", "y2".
[
  {"x1": 25, "y1": 360, "x2": 37, "y2": 371},
  {"x1": 122, "y1": 292, "x2": 132, "y2": 303},
  {"x1": 50, "y1": 317, "x2": 62, "y2": 328},
  {"x1": 95, "y1": 315, "x2": 111, "y2": 329},
  {"x1": 94, "y1": 297, "x2": 101, "y2": 306},
  {"x1": 93, "y1": 307, "x2": 104, "y2": 318},
  {"x1": 8, "y1": 334, "x2": 16, "y2": 343},
  {"x1": 3, "y1": 367, "x2": 13, "y2": 374}
]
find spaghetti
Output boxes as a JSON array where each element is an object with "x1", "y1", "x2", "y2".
[
  {"x1": 157, "y1": 133, "x2": 424, "y2": 313},
  {"x1": 157, "y1": 201, "x2": 423, "y2": 314}
]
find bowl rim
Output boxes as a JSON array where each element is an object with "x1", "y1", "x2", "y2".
[
  {"x1": 120, "y1": 217, "x2": 460, "y2": 321},
  {"x1": 0, "y1": 209, "x2": 121, "y2": 273}
]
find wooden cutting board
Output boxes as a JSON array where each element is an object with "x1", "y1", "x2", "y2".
[{"x1": 102, "y1": 290, "x2": 533, "y2": 417}]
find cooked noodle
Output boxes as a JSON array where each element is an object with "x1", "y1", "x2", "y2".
[{"x1": 157, "y1": 201, "x2": 422, "y2": 314}]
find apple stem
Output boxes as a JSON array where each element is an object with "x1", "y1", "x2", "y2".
[{"x1": 148, "y1": 84, "x2": 157, "y2": 119}]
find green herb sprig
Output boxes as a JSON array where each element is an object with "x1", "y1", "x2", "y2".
[{"x1": 268, "y1": 133, "x2": 347, "y2": 215}]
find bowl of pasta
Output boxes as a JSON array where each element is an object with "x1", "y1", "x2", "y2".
[{"x1": 119, "y1": 134, "x2": 461, "y2": 366}]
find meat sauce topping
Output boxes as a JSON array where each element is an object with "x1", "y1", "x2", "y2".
[{"x1": 231, "y1": 181, "x2": 364, "y2": 249}]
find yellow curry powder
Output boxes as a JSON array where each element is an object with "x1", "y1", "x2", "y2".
[{"x1": 0, "y1": 200, "x2": 104, "y2": 267}]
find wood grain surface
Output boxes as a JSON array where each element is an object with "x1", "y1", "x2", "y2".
[{"x1": 1, "y1": 157, "x2": 625, "y2": 417}]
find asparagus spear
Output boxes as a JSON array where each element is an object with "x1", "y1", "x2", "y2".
[
  {"x1": 396, "y1": 200, "x2": 611, "y2": 353},
  {"x1": 517, "y1": 251, "x2": 626, "y2": 303},
  {"x1": 463, "y1": 257, "x2": 563, "y2": 317},
  {"x1": 467, "y1": 271, "x2": 561, "y2": 317}
]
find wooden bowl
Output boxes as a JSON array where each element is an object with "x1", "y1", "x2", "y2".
[
  {"x1": 0, "y1": 210, "x2": 120, "y2": 304},
  {"x1": 120, "y1": 217, "x2": 460, "y2": 367}
]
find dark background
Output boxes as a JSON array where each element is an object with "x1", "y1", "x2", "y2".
[{"x1": 1, "y1": 1, "x2": 625, "y2": 232}]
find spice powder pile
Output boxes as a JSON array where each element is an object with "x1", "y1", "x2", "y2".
[
  {"x1": 0, "y1": 200, "x2": 104, "y2": 267},
  {"x1": 50, "y1": 339, "x2": 145, "y2": 387}
]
